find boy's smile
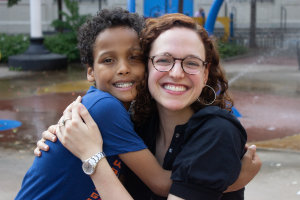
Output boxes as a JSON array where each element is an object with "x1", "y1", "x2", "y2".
[{"x1": 87, "y1": 27, "x2": 145, "y2": 110}]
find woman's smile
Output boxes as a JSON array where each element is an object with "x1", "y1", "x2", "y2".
[{"x1": 162, "y1": 83, "x2": 189, "y2": 93}]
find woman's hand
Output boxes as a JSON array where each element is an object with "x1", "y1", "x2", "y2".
[
  {"x1": 34, "y1": 101, "x2": 76, "y2": 157},
  {"x1": 56, "y1": 96, "x2": 103, "y2": 161},
  {"x1": 34, "y1": 125, "x2": 57, "y2": 157}
]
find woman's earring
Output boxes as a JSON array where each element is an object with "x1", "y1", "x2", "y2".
[{"x1": 197, "y1": 85, "x2": 216, "y2": 105}]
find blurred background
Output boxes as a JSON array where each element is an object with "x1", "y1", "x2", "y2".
[{"x1": 0, "y1": 0, "x2": 299, "y2": 199}]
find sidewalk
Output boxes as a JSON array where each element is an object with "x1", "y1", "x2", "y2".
[{"x1": 1, "y1": 147, "x2": 299, "y2": 200}]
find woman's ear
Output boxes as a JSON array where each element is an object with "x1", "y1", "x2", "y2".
[{"x1": 87, "y1": 65, "x2": 95, "y2": 82}]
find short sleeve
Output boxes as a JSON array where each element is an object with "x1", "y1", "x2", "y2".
[
  {"x1": 85, "y1": 97, "x2": 147, "y2": 157},
  {"x1": 169, "y1": 116, "x2": 246, "y2": 200}
]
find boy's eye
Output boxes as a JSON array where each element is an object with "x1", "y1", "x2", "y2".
[
  {"x1": 129, "y1": 55, "x2": 143, "y2": 62},
  {"x1": 103, "y1": 58, "x2": 114, "y2": 63}
]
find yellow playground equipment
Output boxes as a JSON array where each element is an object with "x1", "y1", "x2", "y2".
[{"x1": 193, "y1": 17, "x2": 230, "y2": 42}]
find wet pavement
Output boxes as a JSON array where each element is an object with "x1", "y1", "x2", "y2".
[{"x1": 0, "y1": 51, "x2": 300, "y2": 199}]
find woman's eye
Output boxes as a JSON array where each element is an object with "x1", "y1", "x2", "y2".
[
  {"x1": 186, "y1": 62, "x2": 199, "y2": 66},
  {"x1": 156, "y1": 59, "x2": 172, "y2": 64}
]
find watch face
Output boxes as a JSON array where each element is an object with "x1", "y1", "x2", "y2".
[{"x1": 82, "y1": 161, "x2": 94, "y2": 175}]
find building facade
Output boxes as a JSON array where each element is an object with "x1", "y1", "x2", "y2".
[{"x1": 0, "y1": 0, "x2": 299, "y2": 34}]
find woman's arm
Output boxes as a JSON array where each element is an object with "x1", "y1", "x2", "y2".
[
  {"x1": 88, "y1": 150, "x2": 184, "y2": 200},
  {"x1": 53, "y1": 97, "x2": 172, "y2": 197}
]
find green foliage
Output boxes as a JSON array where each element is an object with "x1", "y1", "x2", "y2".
[
  {"x1": 51, "y1": 0, "x2": 89, "y2": 36},
  {"x1": 218, "y1": 41, "x2": 248, "y2": 59},
  {"x1": 45, "y1": 0, "x2": 89, "y2": 63},
  {"x1": 44, "y1": 33, "x2": 79, "y2": 62},
  {"x1": 7, "y1": 0, "x2": 20, "y2": 7},
  {"x1": 9, "y1": 66, "x2": 23, "y2": 71},
  {"x1": 0, "y1": 34, "x2": 30, "y2": 63}
]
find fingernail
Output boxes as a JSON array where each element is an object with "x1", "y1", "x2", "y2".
[
  {"x1": 250, "y1": 145, "x2": 256, "y2": 150},
  {"x1": 52, "y1": 136, "x2": 56, "y2": 142},
  {"x1": 44, "y1": 146, "x2": 48, "y2": 151},
  {"x1": 78, "y1": 103, "x2": 84, "y2": 111}
]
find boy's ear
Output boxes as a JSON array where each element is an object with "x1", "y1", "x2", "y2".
[{"x1": 87, "y1": 65, "x2": 95, "y2": 82}]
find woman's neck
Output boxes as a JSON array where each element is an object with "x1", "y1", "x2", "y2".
[{"x1": 156, "y1": 104, "x2": 194, "y2": 146}]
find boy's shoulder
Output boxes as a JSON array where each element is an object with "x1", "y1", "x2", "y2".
[{"x1": 82, "y1": 86, "x2": 123, "y2": 110}]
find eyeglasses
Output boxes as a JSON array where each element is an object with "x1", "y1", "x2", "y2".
[{"x1": 149, "y1": 54, "x2": 209, "y2": 75}]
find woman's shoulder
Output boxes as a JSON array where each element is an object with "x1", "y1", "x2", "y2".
[
  {"x1": 186, "y1": 106, "x2": 247, "y2": 143},
  {"x1": 190, "y1": 106, "x2": 243, "y2": 129}
]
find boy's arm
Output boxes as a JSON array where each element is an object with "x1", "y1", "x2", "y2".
[
  {"x1": 119, "y1": 150, "x2": 172, "y2": 197},
  {"x1": 225, "y1": 145, "x2": 261, "y2": 192}
]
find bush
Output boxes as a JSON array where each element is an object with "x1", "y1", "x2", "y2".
[
  {"x1": 218, "y1": 41, "x2": 248, "y2": 59},
  {"x1": 0, "y1": 34, "x2": 30, "y2": 63},
  {"x1": 44, "y1": 33, "x2": 79, "y2": 62}
]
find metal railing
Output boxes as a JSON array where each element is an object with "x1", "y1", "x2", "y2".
[
  {"x1": 297, "y1": 41, "x2": 300, "y2": 70},
  {"x1": 280, "y1": 6, "x2": 287, "y2": 32},
  {"x1": 214, "y1": 29, "x2": 285, "y2": 49}
]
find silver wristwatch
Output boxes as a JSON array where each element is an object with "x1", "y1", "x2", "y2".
[{"x1": 82, "y1": 152, "x2": 106, "y2": 175}]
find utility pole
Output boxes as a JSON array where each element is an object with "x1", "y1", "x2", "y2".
[
  {"x1": 249, "y1": 0, "x2": 256, "y2": 48},
  {"x1": 58, "y1": 0, "x2": 62, "y2": 20},
  {"x1": 98, "y1": 0, "x2": 101, "y2": 11},
  {"x1": 178, "y1": 0, "x2": 183, "y2": 14}
]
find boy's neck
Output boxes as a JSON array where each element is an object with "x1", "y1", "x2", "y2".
[{"x1": 122, "y1": 102, "x2": 131, "y2": 111}]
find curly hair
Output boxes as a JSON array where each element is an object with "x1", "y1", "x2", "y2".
[
  {"x1": 132, "y1": 13, "x2": 234, "y2": 125},
  {"x1": 77, "y1": 7, "x2": 145, "y2": 67}
]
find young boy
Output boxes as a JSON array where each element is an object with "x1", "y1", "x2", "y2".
[{"x1": 15, "y1": 8, "x2": 170, "y2": 199}]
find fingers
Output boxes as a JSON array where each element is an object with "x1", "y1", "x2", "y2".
[
  {"x1": 252, "y1": 152, "x2": 262, "y2": 166},
  {"x1": 37, "y1": 139, "x2": 49, "y2": 151},
  {"x1": 48, "y1": 125, "x2": 58, "y2": 135},
  {"x1": 34, "y1": 147, "x2": 41, "y2": 157},
  {"x1": 71, "y1": 96, "x2": 82, "y2": 123},
  {"x1": 42, "y1": 129, "x2": 57, "y2": 142},
  {"x1": 244, "y1": 144, "x2": 249, "y2": 151},
  {"x1": 63, "y1": 101, "x2": 75, "y2": 115},
  {"x1": 78, "y1": 103, "x2": 98, "y2": 131},
  {"x1": 244, "y1": 145, "x2": 256, "y2": 159}
]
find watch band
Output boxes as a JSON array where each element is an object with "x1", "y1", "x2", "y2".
[
  {"x1": 82, "y1": 151, "x2": 106, "y2": 175},
  {"x1": 91, "y1": 151, "x2": 106, "y2": 163}
]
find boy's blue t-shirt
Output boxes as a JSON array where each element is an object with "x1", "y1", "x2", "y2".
[{"x1": 15, "y1": 86, "x2": 147, "y2": 200}]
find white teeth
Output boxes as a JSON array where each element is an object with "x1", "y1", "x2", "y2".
[
  {"x1": 163, "y1": 85, "x2": 187, "y2": 92},
  {"x1": 114, "y1": 82, "x2": 133, "y2": 88}
]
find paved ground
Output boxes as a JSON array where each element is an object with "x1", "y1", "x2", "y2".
[
  {"x1": 0, "y1": 51, "x2": 300, "y2": 199},
  {"x1": 1, "y1": 147, "x2": 299, "y2": 200}
]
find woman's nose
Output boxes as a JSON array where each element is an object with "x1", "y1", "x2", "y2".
[{"x1": 169, "y1": 61, "x2": 185, "y2": 79}]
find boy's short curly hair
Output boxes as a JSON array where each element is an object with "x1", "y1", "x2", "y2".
[{"x1": 77, "y1": 7, "x2": 145, "y2": 67}]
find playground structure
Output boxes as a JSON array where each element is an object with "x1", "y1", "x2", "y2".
[{"x1": 129, "y1": 0, "x2": 233, "y2": 42}]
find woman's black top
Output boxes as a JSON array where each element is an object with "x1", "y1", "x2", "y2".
[{"x1": 124, "y1": 106, "x2": 247, "y2": 200}]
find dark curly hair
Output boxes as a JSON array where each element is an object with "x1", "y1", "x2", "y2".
[
  {"x1": 77, "y1": 7, "x2": 145, "y2": 67},
  {"x1": 132, "y1": 13, "x2": 234, "y2": 125}
]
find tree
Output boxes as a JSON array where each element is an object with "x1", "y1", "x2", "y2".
[
  {"x1": 51, "y1": 0, "x2": 89, "y2": 35},
  {"x1": 7, "y1": 0, "x2": 20, "y2": 7},
  {"x1": 249, "y1": 0, "x2": 256, "y2": 48}
]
